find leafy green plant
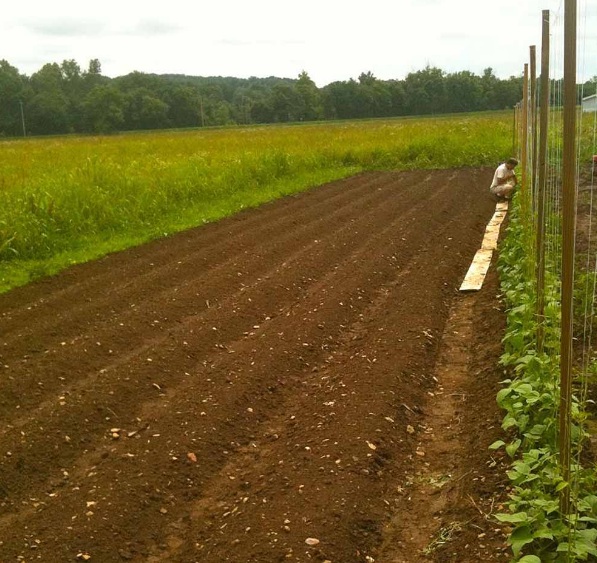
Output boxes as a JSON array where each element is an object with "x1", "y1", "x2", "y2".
[{"x1": 495, "y1": 193, "x2": 597, "y2": 561}]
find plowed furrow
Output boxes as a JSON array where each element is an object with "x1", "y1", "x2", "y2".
[
  {"x1": 0, "y1": 171, "x2": 437, "y2": 416},
  {"x1": 0, "y1": 168, "x2": 495, "y2": 562}
]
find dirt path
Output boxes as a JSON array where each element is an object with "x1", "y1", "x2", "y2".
[{"x1": 0, "y1": 169, "x2": 510, "y2": 562}]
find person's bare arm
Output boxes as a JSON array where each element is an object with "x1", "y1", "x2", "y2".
[{"x1": 497, "y1": 172, "x2": 516, "y2": 185}]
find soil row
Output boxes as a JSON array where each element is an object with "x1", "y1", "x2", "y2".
[{"x1": 0, "y1": 168, "x2": 508, "y2": 562}]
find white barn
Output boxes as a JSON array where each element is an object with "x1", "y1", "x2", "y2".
[{"x1": 582, "y1": 94, "x2": 597, "y2": 112}]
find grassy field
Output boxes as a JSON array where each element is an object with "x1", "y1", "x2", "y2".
[{"x1": 0, "y1": 111, "x2": 513, "y2": 292}]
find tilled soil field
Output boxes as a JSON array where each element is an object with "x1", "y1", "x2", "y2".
[{"x1": 0, "y1": 169, "x2": 511, "y2": 562}]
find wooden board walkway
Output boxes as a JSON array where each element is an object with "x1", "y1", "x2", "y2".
[{"x1": 460, "y1": 200, "x2": 508, "y2": 292}]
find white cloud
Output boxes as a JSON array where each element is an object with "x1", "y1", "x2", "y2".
[
  {"x1": 1, "y1": 0, "x2": 595, "y2": 85},
  {"x1": 23, "y1": 18, "x2": 108, "y2": 37}
]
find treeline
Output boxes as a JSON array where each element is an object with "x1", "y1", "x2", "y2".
[{"x1": 0, "y1": 58, "x2": 591, "y2": 137}]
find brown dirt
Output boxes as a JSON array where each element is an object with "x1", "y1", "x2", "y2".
[{"x1": 0, "y1": 168, "x2": 511, "y2": 562}]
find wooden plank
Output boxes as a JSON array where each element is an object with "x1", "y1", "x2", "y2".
[
  {"x1": 460, "y1": 249, "x2": 494, "y2": 292},
  {"x1": 482, "y1": 210, "x2": 508, "y2": 250},
  {"x1": 482, "y1": 229, "x2": 501, "y2": 251},
  {"x1": 459, "y1": 200, "x2": 509, "y2": 292}
]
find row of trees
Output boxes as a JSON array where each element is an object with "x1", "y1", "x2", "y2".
[{"x1": 1, "y1": 58, "x2": 591, "y2": 137}]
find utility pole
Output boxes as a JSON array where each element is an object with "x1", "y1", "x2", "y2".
[
  {"x1": 242, "y1": 95, "x2": 248, "y2": 125},
  {"x1": 199, "y1": 96, "x2": 205, "y2": 128},
  {"x1": 19, "y1": 100, "x2": 26, "y2": 137}
]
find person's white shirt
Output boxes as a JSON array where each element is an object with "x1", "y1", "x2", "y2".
[{"x1": 490, "y1": 162, "x2": 515, "y2": 190}]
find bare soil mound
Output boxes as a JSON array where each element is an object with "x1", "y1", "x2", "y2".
[{"x1": 0, "y1": 169, "x2": 509, "y2": 562}]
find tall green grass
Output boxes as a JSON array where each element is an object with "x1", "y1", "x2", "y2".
[{"x1": 0, "y1": 112, "x2": 513, "y2": 292}]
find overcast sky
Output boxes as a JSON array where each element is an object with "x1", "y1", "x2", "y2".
[{"x1": 2, "y1": 0, "x2": 596, "y2": 86}]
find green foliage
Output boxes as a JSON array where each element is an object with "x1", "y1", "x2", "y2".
[
  {"x1": 495, "y1": 195, "x2": 597, "y2": 561},
  {"x1": 83, "y1": 86, "x2": 125, "y2": 133},
  {"x1": 0, "y1": 60, "x2": 29, "y2": 137},
  {"x1": 0, "y1": 112, "x2": 511, "y2": 292},
  {"x1": 0, "y1": 58, "x2": 526, "y2": 137}
]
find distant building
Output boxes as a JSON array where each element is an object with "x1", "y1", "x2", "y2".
[{"x1": 582, "y1": 94, "x2": 597, "y2": 112}]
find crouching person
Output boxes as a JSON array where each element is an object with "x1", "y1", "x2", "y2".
[{"x1": 489, "y1": 158, "x2": 518, "y2": 199}]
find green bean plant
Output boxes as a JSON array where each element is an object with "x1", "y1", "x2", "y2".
[{"x1": 494, "y1": 194, "x2": 597, "y2": 561}]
